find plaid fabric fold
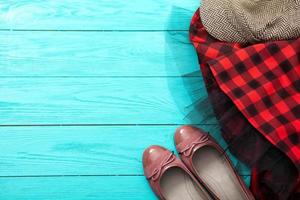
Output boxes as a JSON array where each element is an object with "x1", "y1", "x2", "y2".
[
  {"x1": 189, "y1": 9, "x2": 299, "y2": 199},
  {"x1": 209, "y1": 41, "x2": 300, "y2": 167},
  {"x1": 190, "y1": 9, "x2": 300, "y2": 169}
]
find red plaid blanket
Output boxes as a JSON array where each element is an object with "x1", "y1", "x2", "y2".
[{"x1": 189, "y1": 9, "x2": 299, "y2": 199}]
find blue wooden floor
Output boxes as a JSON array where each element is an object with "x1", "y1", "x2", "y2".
[{"x1": 0, "y1": 1, "x2": 250, "y2": 199}]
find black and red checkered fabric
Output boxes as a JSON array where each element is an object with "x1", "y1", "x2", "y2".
[
  {"x1": 190, "y1": 9, "x2": 300, "y2": 169},
  {"x1": 190, "y1": 9, "x2": 300, "y2": 199}
]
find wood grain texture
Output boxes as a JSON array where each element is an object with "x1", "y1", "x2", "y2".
[
  {"x1": 0, "y1": 175, "x2": 251, "y2": 200},
  {"x1": 0, "y1": 0, "x2": 199, "y2": 30},
  {"x1": 0, "y1": 1, "x2": 253, "y2": 198},
  {"x1": 0, "y1": 125, "x2": 250, "y2": 176},
  {"x1": 1, "y1": 31, "x2": 200, "y2": 76},
  {"x1": 0, "y1": 77, "x2": 217, "y2": 125},
  {"x1": 0, "y1": 176, "x2": 157, "y2": 200}
]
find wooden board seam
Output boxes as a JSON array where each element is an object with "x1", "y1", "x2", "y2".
[
  {"x1": 0, "y1": 29, "x2": 189, "y2": 32},
  {"x1": 0, "y1": 175, "x2": 251, "y2": 178},
  {"x1": 0, "y1": 124, "x2": 218, "y2": 127}
]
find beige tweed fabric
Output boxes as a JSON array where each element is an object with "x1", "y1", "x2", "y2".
[{"x1": 200, "y1": 0, "x2": 300, "y2": 43}]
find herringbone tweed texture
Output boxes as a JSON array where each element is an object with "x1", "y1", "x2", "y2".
[{"x1": 200, "y1": 0, "x2": 300, "y2": 43}]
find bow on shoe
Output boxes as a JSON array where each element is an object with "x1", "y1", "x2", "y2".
[
  {"x1": 179, "y1": 134, "x2": 209, "y2": 157},
  {"x1": 147, "y1": 152, "x2": 176, "y2": 181}
]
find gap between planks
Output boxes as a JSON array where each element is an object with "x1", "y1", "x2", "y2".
[
  {"x1": 0, "y1": 174, "x2": 250, "y2": 178},
  {"x1": 0, "y1": 29, "x2": 188, "y2": 32},
  {"x1": 0, "y1": 76, "x2": 201, "y2": 78},
  {"x1": 0, "y1": 123, "x2": 217, "y2": 127}
]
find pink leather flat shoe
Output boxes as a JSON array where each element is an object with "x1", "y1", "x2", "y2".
[
  {"x1": 143, "y1": 145, "x2": 213, "y2": 200},
  {"x1": 174, "y1": 126, "x2": 255, "y2": 200}
]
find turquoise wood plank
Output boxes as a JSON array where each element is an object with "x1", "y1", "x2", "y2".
[
  {"x1": 0, "y1": 126, "x2": 249, "y2": 176},
  {"x1": 0, "y1": 175, "x2": 250, "y2": 200},
  {"x1": 0, "y1": 176, "x2": 157, "y2": 200},
  {"x1": 0, "y1": 0, "x2": 199, "y2": 30},
  {"x1": 0, "y1": 77, "x2": 217, "y2": 125},
  {"x1": 1, "y1": 31, "x2": 200, "y2": 76}
]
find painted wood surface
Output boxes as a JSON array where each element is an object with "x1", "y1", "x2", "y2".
[
  {"x1": 1, "y1": 31, "x2": 200, "y2": 76},
  {"x1": 0, "y1": 125, "x2": 250, "y2": 176},
  {"x1": 0, "y1": 176, "x2": 157, "y2": 200},
  {"x1": 0, "y1": 77, "x2": 217, "y2": 125},
  {"x1": 0, "y1": 175, "x2": 251, "y2": 200},
  {"x1": 0, "y1": 0, "x2": 251, "y2": 199},
  {"x1": 0, "y1": 0, "x2": 199, "y2": 30}
]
